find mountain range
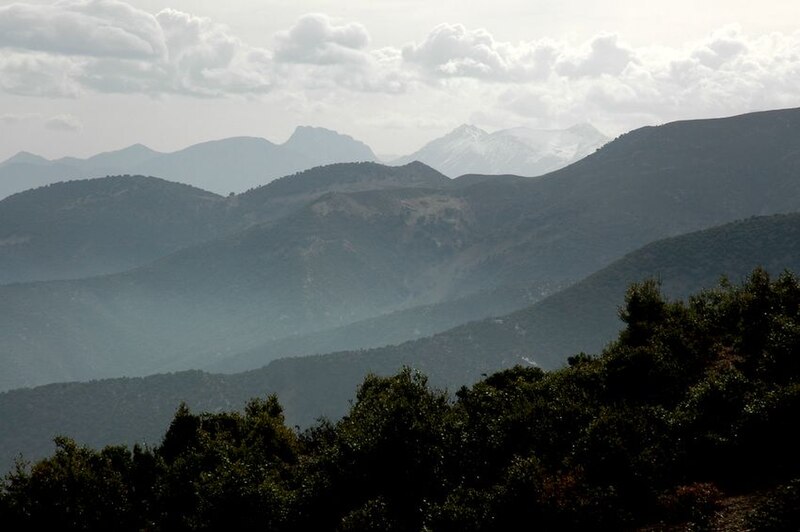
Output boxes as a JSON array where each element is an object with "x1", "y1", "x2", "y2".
[
  {"x1": 0, "y1": 127, "x2": 376, "y2": 198},
  {"x1": 0, "y1": 123, "x2": 606, "y2": 200},
  {"x1": 391, "y1": 123, "x2": 609, "y2": 177}
]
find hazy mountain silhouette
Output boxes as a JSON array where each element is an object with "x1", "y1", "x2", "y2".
[
  {"x1": 0, "y1": 127, "x2": 376, "y2": 198},
  {"x1": 133, "y1": 128, "x2": 375, "y2": 194}
]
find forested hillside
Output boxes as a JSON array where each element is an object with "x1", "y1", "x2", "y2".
[
  {"x1": 2, "y1": 269, "x2": 799, "y2": 530},
  {"x1": 0, "y1": 176, "x2": 227, "y2": 283}
]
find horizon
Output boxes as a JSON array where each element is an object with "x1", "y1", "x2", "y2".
[{"x1": 1, "y1": 120, "x2": 614, "y2": 163}]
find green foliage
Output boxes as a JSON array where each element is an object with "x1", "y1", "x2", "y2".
[
  {"x1": 296, "y1": 368, "x2": 451, "y2": 531},
  {"x1": 0, "y1": 437, "x2": 150, "y2": 531},
  {"x1": 3, "y1": 269, "x2": 800, "y2": 530},
  {"x1": 154, "y1": 397, "x2": 299, "y2": 530}
]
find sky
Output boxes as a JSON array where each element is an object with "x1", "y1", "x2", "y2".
[{"x1": 0, "y1": 0, "x2": 799, "y2": 160}]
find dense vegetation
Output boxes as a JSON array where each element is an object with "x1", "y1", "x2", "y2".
[{"x1": 3, "y1": 268, "x2": 799, "y2": 530}]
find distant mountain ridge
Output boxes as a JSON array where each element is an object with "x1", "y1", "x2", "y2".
[
  {"x1": 0, "y1": 127, "x2": 377, "y2": 198},
  {"x1": 0, "y1": 122, "x2": 609, "y2": 200},
  {"x1": 391, "y1": 123, "x2": 609, "y2": 177}
]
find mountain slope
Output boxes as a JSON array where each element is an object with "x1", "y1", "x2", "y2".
[
  {"x1": 0, "y1": 172, "x2": 470, "y2": 390},
  {"x1": 4, "y1": 212, "x2": 800, "y2": 471},
  {"x1": 393, "y1": 123, "x2": 608, "y2": 177},
  {"x1": 0, "y1": 162, "x2": 450, "y2": 284},
  {"x1": 216, "y1": 219, "x2": 800, "y2": 431},
  {"x1": 235, "y1": 160, "x2": 452, "y2": 224},
  {"x1": 205, "y1": 282, "x2": 550, "y2": 374},
  {"x1": 453, "y1": 107, "x2": 800, "y2": 291},
  {"x1": 0, "y1": 176, "x2": 227, "y2": 284}
]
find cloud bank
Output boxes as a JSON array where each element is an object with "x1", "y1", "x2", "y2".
[
  {"x1": 274, "y1": 13, "x2": 370, "y2": 65},
  {"x1": 1, "y1": 1, "x2": 799, "y2": 135},
  {"x1": 0, "y1": 0, "x2": 272, "y2": 96}
]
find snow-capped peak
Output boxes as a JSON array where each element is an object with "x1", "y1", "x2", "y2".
[
  {"x1": 392, "y1": 123, "x2": 609, "y2": 177},
  {"x1": 447, "y1": 124, "x2": 489, "y2": 141}
]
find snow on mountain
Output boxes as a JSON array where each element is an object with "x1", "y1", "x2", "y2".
[{"x1": 393, "y1": 123, "x2": 609, "y2": 177}]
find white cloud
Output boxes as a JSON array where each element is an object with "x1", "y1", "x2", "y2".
[
  {"x1": 274, "y1": 13, "x2": 370, "y2": 65},
  {"x1": 0, "y1": 52, "x2": 83, "y2": 97},
  {"x1": 1, "y1": 3, "x2": 799, "y2": 143},
  {"x1": 402, "y1": 23, "x2": 556, "y2": 82},
  {"x1": 272, "y1": 14, "x2": 409, "y2": 94},
  {"x1": 555, "y1": 34, "x2": 636, "y2": 78},
  {"x1": 452, "y1": 24, "x2": 800, "y2": 134},
  {"x1": 0, "y1": 1, "x2": 165, "y2": 59},
  {"x1": 0, "y1": 112, "x2": 39, "y2": 125},
  {"x1": 77, "y1": 8, "x2": 273, "y2": 96},
  {"x1": 0, "y1": 1, "x2": 272, "y2": 97},
  {"x1": 45, "y1": 114, "x2": 83, "y2": 131},
  {"x1": 399, "y1": 22, "x2": 800, "y2": 134},
  {"x1": 691, "y1": 27, "x2": 749, "y2": 69}
]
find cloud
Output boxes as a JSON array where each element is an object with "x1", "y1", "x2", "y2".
[
  {"x1": 402, "y1": 23, "x2": 556, "y2": 82},
  {"x1": 0, "y1": 1, "x2": 272, "y2": 97},
  {"x1": 0, "y1": 113, "x2": 40, "y2": 125},
  {"x1": 0, "y1": 1, "x2": 165, "y2": 59},
  {"x1": 691, "y1": 27, "x2": 748, "y2": 69},
  {"x1": 490, "y1": 25, "x2": 800, "y2": 132},
  {"x1": 79, "y1": 8, "x2": 272, "y2": 96},
  {"x1": 555, "y1": 34, "x2": 636, "y2": 78},
  {"x1": 0, "y1": 52, "x2": 83, "y2": 97},
  {"x1": 399, "y1": 21, "x2": 800, "y2": 134},
  {"x1": 45, "y1": 114, "x2": 83, "y2": 131},
  {"x1": 1, "y1": 2, "x2": 799, "y2": 140},
  {"x1": 274, "y1": 13, "x2": 370, "y2": 65},
  {"x1": 271, "y1": 14, "x2": 409, "y2": 94}
]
